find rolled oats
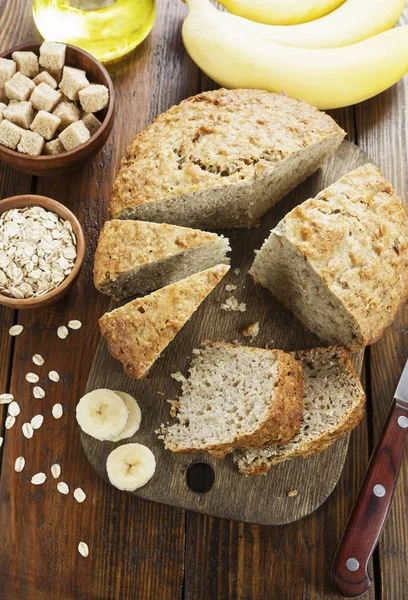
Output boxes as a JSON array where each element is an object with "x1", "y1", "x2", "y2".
[
  {"x1": 8, "y1": 401, "x2": 20, "y2": 417},
  {"x1": 26, "y1": 372, "x2": 40, "y2": 383},
  {"x1": 14, "y1": 456, "x2": 25, "y2": 472},
  {"x1": 57, "y1": 326, "x2": 69, "y2": 339},
  {"x1": 0, "y1": 207, "x2": 77, "y2": 299},
  {"x1": 68, "y1": 319, "x2": 82, "y2": 330},
  {"x1": 9, "y1": 324, "x2": 23, "y2": 336},
  {"x1": 57, "y1": 481, "x2": 69, "y2": 494},
  {"x1": 48, "y1": 370, "x2": 60, "y2": 382},
  {"x1": 78, "y1": 542, "x2": 89, "y2": 557},
  {"x1": 32, "y1": 354, "x2": 45, "y2": 366},
  {"x1": 22, "y1": 422, "x2": 34, "y2": 438},
  {"x1": 33, "y1": 386, "x2": 45, "y2": 399},
  {"x1": 52, "y1": 403, "x2": 63, "y2": 419},
  {"x1": 51, "y1": 463, "x2": 61, "y2": 479},
  {"x1": 0, "y1": 393, "x2": 13, "y2": 404},
  {"x1": 31, "y1": 472, "x2": 46, "y2": 485},
  {"x1": 73, "y1": 487, "x2": 86, "y2": 503},
  {"x1": 5, "y1": 415, "x2": 15, "y2": 429},
  {"x1": 31, "y1": 414, "x2": 44, "y2": 429}
]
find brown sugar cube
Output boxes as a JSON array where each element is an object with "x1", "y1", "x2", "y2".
[
  {"x1": 30, "y1": 110, "x2": 61, "y2": 140},
  {"x1": 82, "y1": 112, "x2": 102, "y2": 136},
  {"x1": 0, "y1": 119, "x2": 23, "y2": 149},
  {"x1": 39, "y1": 41, "x2": 66, "y2": 72},
  {"x1": 33, "y1": 70, "x2": 58, "y2": 89},
  {"x1": 5, "y1": 72, "x2": 35, "y2": 101},
  {"x1": 3, "y1": 101, "x2": 35, "y2": 129},
  {"x1": 53, "y1": 101, "x2": 81, "y2": 130},
  {"x1": 17, "y1": 130, "x2": 44, "y2": 156},
  {"x1": 0, "y1": 102, "x2": 7, "y2": 123},
  {"x1": 78, "y1": 84, "x2": 109, "y2": 113},
  {"x1": 30, "y1": 82, "x2": 61, "y2": 112},
  {"x1": 59, "y1": 66, "x2": 89, "y2": 101},
  {"x1": 11, "y1": 51, "x2": 39, "y2": 78},
  {"x1": 58, "y1": 120, "x2": 90, "y2": 151},
  {"x1": 0, "y1": 58, "x2": 16, "y2": 102},
  {"x1": 44, "y1": 138, "x2": 65, "y2": 156}
]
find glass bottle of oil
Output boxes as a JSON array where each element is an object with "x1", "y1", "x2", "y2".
[{"x1": 32, "y1": 0, "x2": 156, "y2": 63}]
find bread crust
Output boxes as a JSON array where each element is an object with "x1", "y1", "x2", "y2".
[
  {"x1": 237, "y1": 347, "x2": 365, "y2": 475},
  {"x1": 110, "y1": 88, "x2": 344, "y2": 226},
  {"x1": 164, "y1": 341, "x2": 304, "y2": 458},
  {"x1": 98, "y1": 265, "x2": 229, "y2": 379}
]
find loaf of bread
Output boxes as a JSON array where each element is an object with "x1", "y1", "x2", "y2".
[
  {"x1": 250, "y1": 164, "x2": 408, "y2": 349},
  {"x1": 160, "y1": 341, "x2": 304, "y2": 458},
  {"x1": 235, "y1": 347, "x2": 365, "y2": 475},
  {"x1": 94, "y1": 220, "x2": 231, "y2": 300},
  {"x1": 99, "y1": 264, "x2": 229, "y2": 379},
  {"x1": 110, "y1": 89, "x2": 345, "y2": 229}
]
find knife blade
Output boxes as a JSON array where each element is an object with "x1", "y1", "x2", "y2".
[{"x1": 332, "y1": 358, "x2": 408, "y2": 597}]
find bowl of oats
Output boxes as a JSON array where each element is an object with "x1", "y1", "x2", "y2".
[{"x1": 0, "y1": 194, "x2": 85, "y2": 309}]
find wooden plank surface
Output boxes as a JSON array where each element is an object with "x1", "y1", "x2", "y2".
[
  {"x1": 0, "y1": 0, "x2": 406, "y2": 597},
  {"x1": 82, "y1": 140, "x2": 367, "y2": 526},
  {"x1": 354, "y1": 8, "x2": 408, "y2": 599}
]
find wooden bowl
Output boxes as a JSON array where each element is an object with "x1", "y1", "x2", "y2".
[
  {"x1": 0, "y1": 194, "x2": 85, "y2": 309},
  {"x1": 0, "y1": 43, "x2": 115, "y2": 176}
]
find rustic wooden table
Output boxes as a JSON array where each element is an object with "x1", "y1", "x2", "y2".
[{"x1": 0, "y1": 1, "x2": 407, "y2": 599}]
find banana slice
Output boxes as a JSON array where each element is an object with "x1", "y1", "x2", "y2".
[
  {"x1": 111, "y1": 391, "x2": 142, "y2": 442},
  {"x1": 106, "y1": 443, "x2": 156, "y2": 491},
  {"x1": 76, "y1": 389, "x2": 128, "y2": 441}
]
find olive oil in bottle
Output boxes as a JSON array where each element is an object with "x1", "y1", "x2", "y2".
[{"x1": 32, "y1": 0, "x2": 156, "y2": 63}]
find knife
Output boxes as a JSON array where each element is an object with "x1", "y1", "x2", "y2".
[{"x1": 332, "y1": 358, "x2": 408, "y2": 597}]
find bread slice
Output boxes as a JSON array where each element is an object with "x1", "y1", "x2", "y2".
[
  {"x1": 250, "y1": 164, "x2": 408, "y2": 350},
  {"x1": 110, "y1": 89, "x2": 345, "y2": 229},
  {"x1": 234, "y1": 347, "x2": 365, "y2": 475},
  {"x1": 93, "y1": 220, "x2": 231, "y2": 300},
  {"x1": 160, "y1": 341, "x2": 304, "y2": 459},
  {"x1": 99, "y1": 265, "x2": 229, "y2": 379}
]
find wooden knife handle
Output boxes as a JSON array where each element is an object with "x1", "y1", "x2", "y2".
[{"x1": 332, "y1": 398, "x2": 408, "y2": 597}]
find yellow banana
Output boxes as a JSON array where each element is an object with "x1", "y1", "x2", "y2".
[
  {"x1": 217, "y1": 0, "x2": 345, "y2": 25},
  {"x1": 182, "y1": 0, "x2": 408, "y2": 109},
  {"x1": 215, "y1": 0, "x2": 406, "y2": 49}
]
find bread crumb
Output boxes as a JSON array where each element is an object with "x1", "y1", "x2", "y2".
[
  {"x1": 287, "y1": 489, "x2": 298, "y2": 497},
  {"x1": 156, "y1": 391, "x2": 164, "y2": 396},
  {"x1": 242, "y1": 321, "x2": 260, "y2": 341},
  {"x1": 225, "y1": 284, "x2": 237, "y2": 292},
  {"x1": 192, "y1": 348, "x2": 200, "y2": 355},
  {"x1": 221, "y1": 296, "x2": 246, "y2": 312},
  {"x1": 171, "y1": 371, "x2": 186, "y2": 383}
]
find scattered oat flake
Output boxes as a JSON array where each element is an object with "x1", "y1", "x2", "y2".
[
  {"x1": 287, "y1": 489, "x2": 298, "y2": 497},
  {"x1": 48, "y1": 370, "x2": 60, "y2": 382},
  {"x1": 26, "y1": 372, "x2": 39, "y2": 383},
  {"x1": 9, "y1": 325, "x2": 23, "y2": 336},
  {"x1": 31, "y1": 472, "x2": 46, "y2": 485},
  {"x1": 8, "y1": 401, "x2": 20, "y2": 417},
  {"x1": 5, "y1": 415, "x2": 15, "y2": 429},
  {"x1": 78, "y1": 541, "x2": 89, "y2": 558},
  {"x1": 57, "y1": 481, "x2": 69, "y2": 495},
  {"x1": 225, "y1": 284, "x2": 237, "y2": 292},
  {"x1": 52, "y1": 403, "x2": 63, "y2": 419},
  {"x1": 74, "y1": 487, "x2": 86, "y2": 503},
  {"x1": 14, "y1": 456, "x2": 25, "y2": 472},
  {"x1": 51, "y1": 463, "x2": 61, "y2": 479},
  {"x1": 32, "y1": 354, "x2": 45, "y2": 366},
  {"x1": 68, "y1": 320, "x2": 82, "y2": 330},
  {"x1": 0, "y1": 393, "x2": 13, "y2": 404},
  {"x1": 22, "y1": 422, "x2": 34, "y2": 439},
  {"x1": 0, "y1": 436, "x2": 3, "y2": 448},
  {"x1": 57, "y1": 326, "x2": 69, "y2": 339},
  {"x1": 171, "y1": 372, "x2": 186, "y2": 383},
  {"x1": 220, "y1": 296, "x2": 247, "y2": 312},
  {"x1": 31, "y1": 414, "x2": 44, "y2": 430},
  {"x1": 242, "y1": 321, "x2": 260, "y2": 341},
  {"x1": 33, "y1": 386, "x2": 45, "y2": 399}
]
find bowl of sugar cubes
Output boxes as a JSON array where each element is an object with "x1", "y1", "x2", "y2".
[{"x1": 0, "y1": 41, "x2": 115, "y2": 175}]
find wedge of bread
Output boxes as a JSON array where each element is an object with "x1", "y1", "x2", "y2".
[
  {"x1": 160, "y1": 341, "x2": 304, "y2": 459},
  {"x1": 250, "y1": 164, "x2": 408, "y2": 350},
  {"x1": 234, "y1": 347, "x2": 365, "y2": 475},
  {"x1": 99, "y1": 265, "x2": 229, "y2": 379},
  {"x1": 110, "y1": 89, "x2": 345, "y2": 229},
  {"x1": 94, "y1": 220, "x2": 231, "y2": 300}
]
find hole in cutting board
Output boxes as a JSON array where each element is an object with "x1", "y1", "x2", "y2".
[{"x1": 186, "y1": 462, "x2": 215, "y2": 494}]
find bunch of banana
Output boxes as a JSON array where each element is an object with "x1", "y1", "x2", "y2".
[{"x1": 181, "y1": 0, "x2": 408, "y2": 109}]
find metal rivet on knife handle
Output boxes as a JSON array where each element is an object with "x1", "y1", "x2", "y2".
[
  {"x1": 346, "y1": 558, "x2": 359, "y2": 572},
  {"x1": 397, "y1": 415, "x2": 408, "y2": 428},
  {"x1": 373, "y1": 484, "x2": 386, "y2": 497}
]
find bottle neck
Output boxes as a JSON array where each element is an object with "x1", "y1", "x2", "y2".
[{"x1": 69, "y1": 0, "x2": 116, "y2": 9}]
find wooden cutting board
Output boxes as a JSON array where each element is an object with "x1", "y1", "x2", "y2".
[{"x1": 81, "y1": 140, "x2": 368, "y2": 525}]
